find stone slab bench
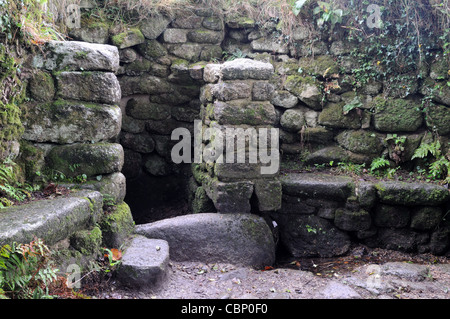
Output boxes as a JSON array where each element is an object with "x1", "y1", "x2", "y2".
[{"x1": 0, "y1": 190, "x2": 103, "y2": 246}]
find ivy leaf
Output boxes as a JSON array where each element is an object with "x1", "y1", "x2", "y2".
[
  {"x1": 292, "y1": 0, "x2": 307, "y2": 16},
  {"x1": 343, "y1": 96, "x2": 363, "y2": 115}
]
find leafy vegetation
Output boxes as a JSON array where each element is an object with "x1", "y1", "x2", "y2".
[
  {"x1": 0, "y1": 158, "x2": 37, "y2": 208},
  {"x1": 411, "y1": 134, "x2": 450, "y2": 184},
  {"x1": 0, "y1": 238, "x2": 59, "y2": 299}
]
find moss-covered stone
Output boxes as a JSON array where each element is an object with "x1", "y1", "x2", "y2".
[
  {"x1": 254, "y1": 180, "x2": 282, "y2": 212},
  {"x1": 187, "y1": 29, "x2": 223, "y2": 44},
  {"x1": 375, "y1": 181, "x2": 449, "y2": 206},
  {"x1": 420, "y1": 77, "x2": 450, "y2": 107},
  {"x1": 304, "y1": 146, "x2": 350, "y2": 165},
  {"x1": 374, "y1": 204, "x2": 410, "y2": 228},
  {"x1": 212, "y1": 100, "x2": 277, "y2": 126},
  {"x1": 334, "y1": 208, "x2": 371, "y2": 231},
  {"x1": 136, "y1": 39, "x2": 168, "y2": 60},
  {"x1": 22, "y1": 100, "x2": 121, "y2": 144},
  {"x1": 192, "y1": 186, "x2": 215, "y2": 213},
  {"x1": 0, "y1": 102, "x2": 24, "y2": 159},
  {"x1": 69, "y1": 17, "x2": 110, "y2": 44},
  {"x1": 430, "y1": 57, "x2": 449, "y2": 80},
  {"x1": 318, "y1": 102, "x2": 361, "y2": 129},
  {"x1": 411, "y1": 206, "x2": 443, "y2": 230},
  {"x1": 55, "y1": 71, "x2": 121, "y2": 105},
  {"x1": 100, "y1": 202, "x2": 135, "y2": 248},
  {"x1": 46, "y1": 143, "x2": 124, "y2": 178},
  {"x1": 17, "y1": 140, "x2": 45, "y2": 183},
  {"x1": 202, "y1": 176, "x2": 254, "y2": 214},
  {"x1": 371, "y1": 96, "x2": 423, "y2": 132},
  {"x1": 284, "y1": 75, "x2": 323, "y2": 110},
  {"x1": 226, "y1": 16, "x2": 256, "y2": 29},
  {"x1": 69, "y1": 226, "x2": 102, "y2": 255},
  {"x1": 298, "y1": 55, "x2": 339, "y2": 78},
  {"x1": 126, "y1": 96, "x2": 171, "y2": 121},
  {"x1": 302, "y1": 127, "x2": 333, "y2": 145},
  {"x1": 111, "y1": 28, "x2": 145, "y2": 49},
  {"x1": 28, "y1": 71, "x2": 55, "y2": 102},
  {"x1": 280, "y1": 108, "x2": 305, "y2": 132},
  {"x1": 336, "y1": 130, "x2": 385, "y2": 155},
  {"x1": 202, "y1": 16, "x2": 224, "y2": 31},
  {"x1": 200, "y1": 45, "x2": 224, "y2": 61},
  {"x1": 425, "y1": 103, "x2": 450, "y2": 135}
]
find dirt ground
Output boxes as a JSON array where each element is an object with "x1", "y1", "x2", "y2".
[{"x1": 86, "y1": 244, "x2": 450, "y2": 300}]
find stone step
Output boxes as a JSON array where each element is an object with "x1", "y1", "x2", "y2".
[
  {"x1": 116, "y1": 235, "x2": 169, "y2": 291},
  {"x1": 0, "y1": 190, "x2": 103, "y2": 246}
]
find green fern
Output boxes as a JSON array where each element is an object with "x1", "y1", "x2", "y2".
[
  {"x1": 429, "y1": 156, "x2": 450, "y2": 180},
  {"x1": 411, "y1": 139, "x2": 441, "y2": 160},
  {"x1": 0, "y1": 159, "x2": 30, "y2": 207},
  {"x1": 370, "y1": 157, "x2": 391, "y2": 173},
  {"x1": 0, "y1": 239, "x2": 58, "y2": 299}
]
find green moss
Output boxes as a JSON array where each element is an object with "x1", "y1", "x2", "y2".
[
  {"x1": 137, "y1": 39, "x2": 167, "y2": 59},
  {"x1": 99, "y1": 202, "x2": 134, "y2": 247},
  {"x1": 192, "y1": 186, "x2": 215, "y2": 213},
  {"x1": 226, "y1": 16, "x2": 256, "y2": 28},
  {"x1": 285, "y1": 74, "x2": 318, "y2": 88},
  {"x1": 17, "y1": 140, "x2": 45, "y2": 182},
  {"x1": 372, "y1": 96, "x2": 423, "y2": 132},
  {"x1": 336, "y1": 130, "x2": 384, "y2": 155},
  {"x1": 318, "y1": 102, "x2": 361, "y2": 129},
  {"x1": 69, "y1": 226, "x2": 102, "y2": 255},
  {"x1": 111, "y1": 28, "x2": 144, "y2": 48},
  {"x1": 298, "y1": 55, "x2": 339, "y2": 77},
  {"x1": 28, "y1": 71, "x2": 55, "y2": 102},
  {"x1": 192, "y1": 163, "x2": 210, "y2": 184}
]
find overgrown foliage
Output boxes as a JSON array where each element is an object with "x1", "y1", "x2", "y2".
[{"x1": 0, "y1": 238, "x2": 59, "y2": 299}]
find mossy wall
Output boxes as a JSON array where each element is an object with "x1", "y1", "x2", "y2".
[
  {"x1": 69, "y1": 3, "x2": 448, "y2": 223},
  {"x1": 11, "y1": 1, "x2": 448, "y2": 230}
]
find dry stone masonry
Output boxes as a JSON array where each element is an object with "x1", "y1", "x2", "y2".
[
  {"x1": 1, "y1": 5, "x2": 450, "y2": 292},
  {"x1": 195, "y1": 58, "x2": 282, "y2": 215}
]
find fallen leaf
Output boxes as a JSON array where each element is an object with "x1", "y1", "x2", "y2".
[{"x1": 110, "y1": 248, "x2": 122, "y2": 261}]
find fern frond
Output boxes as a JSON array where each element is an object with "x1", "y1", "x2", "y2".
[{"x1": 370, "y1": 157, "x2": 390, "y2": 172}]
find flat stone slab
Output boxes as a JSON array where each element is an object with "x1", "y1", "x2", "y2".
[
  {"x1": 55, "y1": 71, "x2": 121, "y2": 105},
  {"x1": 375, "y1": 181, "x2": 449, "y2": 206},
  {"x1": 380, "y1": 262, "x2": 430, "y2": 282},
  {"x1": 313, "y1": 281, "x2": 361, "y2": 299},
  {"x1": 203, "y1": 58, "x2": 274, "y2": 82},
  {"x1": 32, "y1": 40, "x2": 120, "y2": 72},
  {"x1": 281, "y1": 173, "x2": 354, "y2": 201},
  {"x1": 22, "y1": 100, "x2": 122, "y2": 144},
  {"x1": 0, "y1": 190, "x2": 103, "y2": 246},
  {"x1": 46, "y1": 143, "x2": 124, "y2": 178},
  {"x1": 134, "y1": 213, "x2": 275, "y2": 268},
  {"x1": 116, "y1": 236, "x2": 169, "y2": 290}
]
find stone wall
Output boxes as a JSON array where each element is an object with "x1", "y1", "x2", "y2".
[
  {"x1": 278, "y1": 173, "x2": 450, "y2": 257},
  {"x1": 110, "y1": 10, "x2": 226, "y2": 221},
  {"x1": 22, "y1": 40, "x2": 126, "y2": 206},
  {"x1": 52, "y1": 6, "x2": 450, "y2": 256},
  {"x1": 68, "y1": 8, "x2": 449, "y2": 222}
]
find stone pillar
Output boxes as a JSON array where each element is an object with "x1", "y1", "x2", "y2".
[
  {"x1": 23, "y1": 41, "x2": 126, "y2": 204},
  {"x1": 193, "y1": 58, "x2": 282, "y2": 214}
]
